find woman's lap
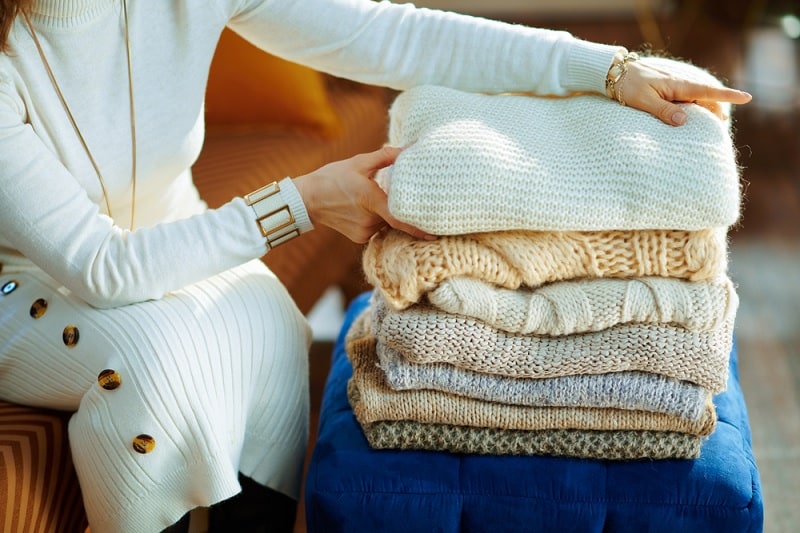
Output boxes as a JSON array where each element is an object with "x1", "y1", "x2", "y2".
[{"x1": 0, "y1": 259, "x2": 312, "y2": 531}]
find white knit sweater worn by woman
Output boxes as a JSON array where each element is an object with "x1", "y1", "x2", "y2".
[{"x1": 1, "y1": 0, "x2": 630, "y2": 531}]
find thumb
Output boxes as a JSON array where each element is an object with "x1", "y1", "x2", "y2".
[
  {"x1": 359, "y1": 145, "x2": 404, "y2": 175},
  {"x1": 654, "y1": 99, "x2": 688, "y2": 127}
]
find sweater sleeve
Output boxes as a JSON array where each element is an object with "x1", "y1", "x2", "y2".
[
  {"x1": 221, "y1": 0, "x2": 622, "y2": 96},
  {"x1": 0, "y1": 77, "x2": 277, "y2": 309}
]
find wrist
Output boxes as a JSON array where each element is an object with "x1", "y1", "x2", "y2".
[
  {"x1": 244, "y1": 177, "x2": 312, "y2": 250},
  {"x1": 605, "y1": 50, "x2": 640, "y2": 105}
]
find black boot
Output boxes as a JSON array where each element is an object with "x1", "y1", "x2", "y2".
[
  {"x1": 208, "y1": 473, "x2": 297, "y2": 533},
  {"x1": 161, "y1": 512, "x2": 191, "y2": 533}
]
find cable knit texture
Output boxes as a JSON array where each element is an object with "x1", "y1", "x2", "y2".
[
  {"x1": 363, "y1": 228, "x2": 728, "y2": 310},
  {"x1": 343, "y1": 314, "x2": 710, "y2": 421},
  {"x1": 357, "y1": 419, "x2": 703, "y2": 460},
  {"x1": 371, "y1": 294, "x2": 733, "y2": 392},
  {"x1": 345, "y1": 325, "x2": 717, "y2": 436},
  {"x1": 380, "y1": 57, "x2": 741, "y2": 235},
  {"x1": 428, "y1": 275, "x2": 737, "y2": 335}
]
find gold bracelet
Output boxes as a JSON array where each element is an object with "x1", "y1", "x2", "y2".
[
  {"x1": 605, "y1": 51, "x2": 639, "y2": 106},
  {"x1": 244, "y1": 181, "x2": 301, "y2": 249}
]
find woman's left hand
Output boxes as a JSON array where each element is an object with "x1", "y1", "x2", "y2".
[{"x1": 617, "y1": 59, "x2": 752, "y2": 126}]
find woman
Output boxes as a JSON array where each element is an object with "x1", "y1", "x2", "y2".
[{"x1": 0, "y1": 0, "x2": 751, "y2": 531}]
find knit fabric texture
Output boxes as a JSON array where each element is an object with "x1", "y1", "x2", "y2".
[
  {"x1": 371, "y1": 294, "x2": 733, "y2": 392},
  {"x1": 345, "y1": 327, "x2": 717, "y2": 436},
  {"x1": 356, "y1": 316, "x2": 710, "y2": 421},
  {"x1": 428, "y1": 275, "x2": 737, "y2": 335},
  {"x1": 357, "y1": 419, "x2": 703, "y2": 460},
  {"x1": 380, "y1": 57, "x2": 740, "y2": 235},
  {"x1": 363, "y1": 228, "x2": 728, "y2": 310}
]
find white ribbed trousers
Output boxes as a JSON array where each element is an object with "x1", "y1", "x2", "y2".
[{"x1": 0, "y1": 259, "x2": 312, "y2": 532}]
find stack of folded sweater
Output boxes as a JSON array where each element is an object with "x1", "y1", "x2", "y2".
[{"x1": 347, "y1": 56, "x2": 743, "y2": 461}]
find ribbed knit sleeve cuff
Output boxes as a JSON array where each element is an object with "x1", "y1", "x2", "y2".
[
  {"x1": 277, "y1": 177, "x2": 314, "y2": 234},
  {"x1": 564, "y1": 40, "x2": 626, "y2": 95}
]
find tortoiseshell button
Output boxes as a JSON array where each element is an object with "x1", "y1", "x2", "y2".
[
  {"x1": 97, "y1": 369, "x2": 122, "y2": 390},
  {"x1": 1, "y1": 280, "x2": 18, "y2": 295},
  {"x1": 132, "y1": 434, "x2": 156, "y2": 454},
  {"x1": 62, "y1": 325, "x2": 80, "y2": 347},
  {"x1": 30, "y1": 298, "x2": 48, "y2": 319}
]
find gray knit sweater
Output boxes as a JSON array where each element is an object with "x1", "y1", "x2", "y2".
[
  {"x1": 374, "y1": 328, "x2": 709, "y2": 421},
  {"x1": 346, "y1": 325, "x2": 717, "y2": 436}
]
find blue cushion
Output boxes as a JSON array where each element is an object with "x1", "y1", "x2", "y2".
[{"x1": 305, "y1": 292, "x2": 764, "y2": 532}]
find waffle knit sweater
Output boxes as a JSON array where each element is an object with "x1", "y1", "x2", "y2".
[
  {"x1": 363, "y1": 228, "x2": 728, "y2": 310},
  {"x1": 346, "y1": 328, "x2": 717, "y2": 436},
  {"x1": 428, "y1": 275, "x2": 737, "y2": 335},
  {"x1": 357, "y1": 419, "x2": 704, "y2": 460},
  {"x1": 380, "y1": 57, "x2": 741, "y2": 235},
  {"x1": 351, "y1": 314, "x2": 711, "y2": 421},
  {"x1": 371, "y1": 294, "x2": 733, "y2": 392}
]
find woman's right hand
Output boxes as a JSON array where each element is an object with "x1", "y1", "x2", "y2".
[{"x1": 293, "y1": 146, "x2": 434, "y2": 243}]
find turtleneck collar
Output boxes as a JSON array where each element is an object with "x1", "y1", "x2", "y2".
[{"x1": 30, "y1": 0, "x2": 117, "y2": 28}]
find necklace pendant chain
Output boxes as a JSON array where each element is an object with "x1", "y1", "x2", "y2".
[{"x1": 23, "y1": 0, "x2": 137, "y2": 229}]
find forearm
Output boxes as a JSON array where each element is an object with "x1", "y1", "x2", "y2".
[{"x1": 226, "y1": 0, "x2": 621, "y2": 95}]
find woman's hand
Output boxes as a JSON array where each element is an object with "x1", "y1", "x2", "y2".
[
  {"x1": 615, "y1": 59, "x2": 752, "y2": 126},
  {"x1": 293, "y1": 146, "x2": 433, "y2": 243}
]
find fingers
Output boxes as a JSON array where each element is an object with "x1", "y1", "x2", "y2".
[
  {"x1": 385, "y1": 216, "x2": 436, "y2": 241},
  {"x1": 635, "y1": 85, "x2": 690, "y2": 126},
  {"x1": 672, "y1": 81, "x2": 752, "y2": 106},
  {"x1": 624, "y1": 61, "x2": 752, "y2": 126},
  {"x1": 355, "y1": 145, "x2": 404, "y2": 176},
  {"x1": 365, "y1": 179, "x2": 436, "y2": 241}
]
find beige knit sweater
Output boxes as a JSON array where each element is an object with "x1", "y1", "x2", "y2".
[
  {"x1": 371, "y1": 294, "x2": 733, "y2": 392},
  {"x1": 363, "y1": 228, "x2": 728, "y2": 310},
  {"x1": 428, "y1": 275, "x2": 737, "y2": 335},
  {"x1": 346, "y1": 326, "x2": 717, "y2": 436}
]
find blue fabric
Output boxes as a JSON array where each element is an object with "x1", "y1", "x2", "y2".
[{"x1": 305, "y1": 292, "x2": 764, "y2": 532}]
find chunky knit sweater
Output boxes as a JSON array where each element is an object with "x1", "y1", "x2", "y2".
[
  {"x1": 428, "y1": 275, "x2": 737, "y2": 335},
  {"x1": 357, "y1": 419, "x2": 704, "y2": 460},
  {"x1": 379, "y1": 57, "x2": 741, "y2": 235},
  {"x1": 346, "y1": 327, "x2": 717, "y2": 436},
  {"x1": 357, "y1": 316, "x2": 710, "y2": 421},
  {"x1": 363, "y1": 228, "x2": 728, "y2": 310},
  {"x1": 371, "y1": 294, "x2": 733, "y2": 392}
]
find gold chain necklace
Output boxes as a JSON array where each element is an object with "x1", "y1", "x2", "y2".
[{"x1": 23, "y1": 0, "x2": 137, "y2": 229}]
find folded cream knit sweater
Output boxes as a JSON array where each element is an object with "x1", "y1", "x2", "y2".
[
  {"x1": 363, "y1": 228, "x2": 728, "y2": 310},
  {"x1": 380, "y1": 57, "x2": 740, "y2": 235},
  {"x1": 428, "y1": 275, "x2": 737, "y2": 335},
  {"x1": 372, "y1": 294, "x2": 733, "y2": 392},
  {"x1": 346, "y1": 328, "x2": 716, "y2": 435}
]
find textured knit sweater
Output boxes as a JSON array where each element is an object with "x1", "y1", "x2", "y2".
[
  {"x1": 379, "y1": 59, "x2": 741, "y2": 234},
  {"x1": 352, "y1": 314, "x2": 711, "y2": 421},
  {"x1": 363, "y1": 228, "x2": 728, "y2": 310},
  {"x1": 428, "y1": 275, "x2": 737, "y2": 335},
  {"x1": 0, "y1": 2, "x2": 624, "y2": 532},
  {"x1": 371, "y1": 294, "x2": 734, "y2": 392},
  {"x1": 346, "y1": 328, "x2": 717, "y2": 436},
  {"x1": 356, "y1": 419, "x2": 704, "y2": 460}
]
